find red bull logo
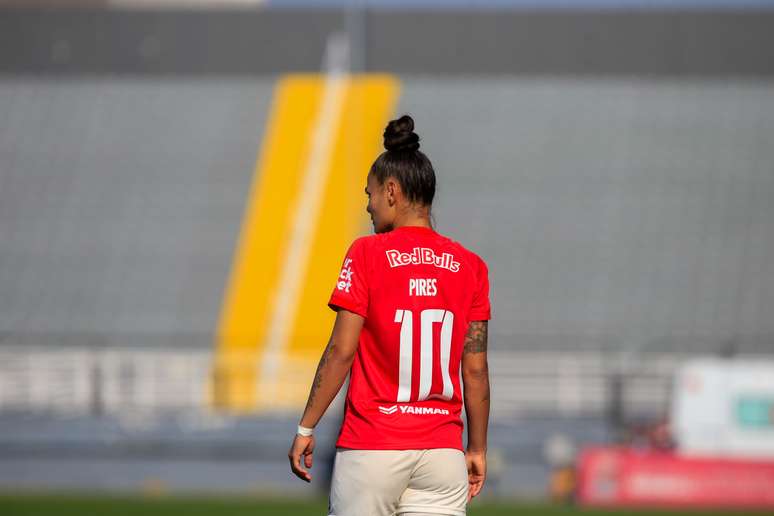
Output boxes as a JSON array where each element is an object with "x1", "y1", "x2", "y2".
[{"x1": 385, "y1": 248, "x2": 460, "y2": 272}]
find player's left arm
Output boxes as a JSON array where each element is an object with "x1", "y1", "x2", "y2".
[
  {"x1": 288, "y1": 308, "x2": 364, "y2": 482},
  {"x1": 462, "y1": 319, "x2": 490, "y2": 501}
]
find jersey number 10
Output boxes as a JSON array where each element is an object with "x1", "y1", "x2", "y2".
[{"x1": 394, "y1": 308, "x2": 455, "y2": 402}]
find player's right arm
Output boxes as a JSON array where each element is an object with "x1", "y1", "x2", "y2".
[
  {"x1": 289, "y1": 237, "x2": 369, "y2": 483},
  {"x1": 288, "y1": 308, "x2": 364, "y2": 483},
  {"x1": 462, "y1": 319, "x2": 489, "y2": 501}
]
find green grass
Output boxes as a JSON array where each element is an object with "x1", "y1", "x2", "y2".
[{"x1": 0, "y1": 494, "x2": 770, "y2": 516}]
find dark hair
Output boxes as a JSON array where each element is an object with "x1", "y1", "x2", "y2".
[{"x1": 370, "y1": 114, "x2": 436, "y2": 207}]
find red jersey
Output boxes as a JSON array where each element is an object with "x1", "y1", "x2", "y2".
[{"x1": 327, "y1": 225, "x2": 491, "y2": 451}]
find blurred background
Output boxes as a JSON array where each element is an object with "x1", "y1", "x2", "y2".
[{"x1": 1, "y1": 0, "x2": 774, "y2": 514}]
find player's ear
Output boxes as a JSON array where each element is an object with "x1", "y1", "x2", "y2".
[{"x1": 386, "y1": 178, "x2": 398, "y2": 207}]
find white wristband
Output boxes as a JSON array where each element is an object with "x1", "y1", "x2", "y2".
[{"x1": 297, "y1": 424, "x2": 314, "y2": 437}]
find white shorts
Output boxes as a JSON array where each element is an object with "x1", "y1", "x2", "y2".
[{"x1": 328, "y1": 448, "x2": 468, "y2": 516}]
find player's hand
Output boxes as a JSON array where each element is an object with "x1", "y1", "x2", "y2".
[
  {"x1": 465, "y1": 449, "x2": 487, "y2": 502},
  {"x1": 288, "y1": 434, "x2": 315, "y2": 482}
]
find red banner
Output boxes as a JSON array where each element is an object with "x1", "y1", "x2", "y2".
[{"x1": 577, "y1": 446, "x2": 774, "y2": 509}]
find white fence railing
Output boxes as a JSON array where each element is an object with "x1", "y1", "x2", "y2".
[
  {"x1": 0, "y1": 346, "x2": 757, "y2": 418},
  {"x1": 0, "y1": 347, "x2": 213, "y2": 414}
]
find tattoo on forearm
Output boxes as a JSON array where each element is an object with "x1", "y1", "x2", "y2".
[
  {"x1": 304, "y1": 338, "x2": 335, "y2": 412},
  {"x1": 463, "y1": 321, "x2": 488, "y2": 354}
]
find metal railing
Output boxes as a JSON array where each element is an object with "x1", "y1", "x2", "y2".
[{"x1": 0, "y1": 345, "x2": 730, "y2": 419}]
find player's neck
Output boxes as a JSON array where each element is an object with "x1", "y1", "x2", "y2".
[
  {"x1": 392, "y1": 204, "x2": 432, "y2": 230},
  {"x1": 392, "y1": 216, "x2": 432, "y2": 231}
]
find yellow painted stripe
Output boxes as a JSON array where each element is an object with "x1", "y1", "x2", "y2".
[
  {"x1": 210, "y1": 73, "x2": 400, "y2": 413},
  {"x1": 210, "y1": 76, "x2": 325, "y2": 412},
  {"x1": 261, "y1": 75, "x2": 401, "y2": 410}
]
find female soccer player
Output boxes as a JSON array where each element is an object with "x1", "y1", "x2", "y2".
[{"x1": 288, "y1": 114, "x2": 491, "y2": 516}]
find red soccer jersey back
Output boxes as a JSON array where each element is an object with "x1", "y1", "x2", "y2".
[{"x1": 327, "y1": 225, "x2": 491, "y2": 450}]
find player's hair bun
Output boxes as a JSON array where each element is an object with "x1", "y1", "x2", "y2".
[
  {"x1": 383, "y1": 114, "x2": 420, "y2": 152},
  {"x1": 371, "y1": 114, "x2": 435, "y2": 205}
]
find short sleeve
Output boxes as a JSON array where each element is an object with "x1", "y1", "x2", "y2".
[
  {"x1": 328, "y1": 237, "x2": 369, "y2": 318},
  {"x1": 468, "y1": 255, "x2": 491, "y2": 321}
]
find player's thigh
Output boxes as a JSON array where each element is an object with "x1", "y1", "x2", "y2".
[
  {"x1": 397, "y1": 448, "x2": 468, "y2": 516},
  {"x1": 328, "y1": 448, "x2": 417, "y2": 516}
]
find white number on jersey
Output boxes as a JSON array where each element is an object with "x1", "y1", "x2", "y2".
[{"x1": 394, "y1": 308, "x2": 455, "y2": 402}]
